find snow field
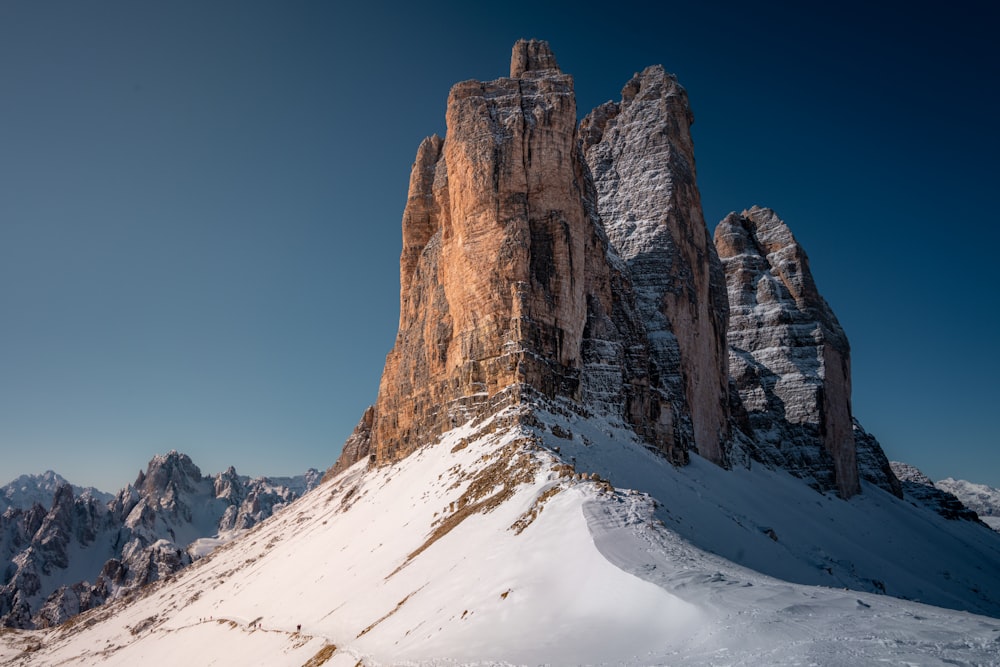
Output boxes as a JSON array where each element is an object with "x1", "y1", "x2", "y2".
[{"x1": 2, "y1": 407, "x2": 999, "y2": 665}]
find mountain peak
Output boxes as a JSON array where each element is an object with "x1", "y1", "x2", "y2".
[
  {"x1": 510, "y1": 38, "x2": 559, "y2": 78},
  {"x1": 331, "y1": 41, "x2": 878, "y2": 494}
]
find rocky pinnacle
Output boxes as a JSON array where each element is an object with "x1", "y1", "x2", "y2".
[
  {"x1": 715, "y1": 206, "x2": 861, "y2": 498},
  {"x1": 580, "y1": 66, "x2": 732, "y2": 466}
]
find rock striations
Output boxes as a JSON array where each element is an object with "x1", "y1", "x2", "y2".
[
  {"x1": 331, "y1": 39, "x2": 900, "y2": 502},
  {"x1": 580, "y1": 65, "x2": 731, "y2": 467},
  {"x1": 355, "y1": 39, "x2": 685, "y2": 468},
  {"x1": 715, "y1": 207, "x2": 859, "y2": 497}
]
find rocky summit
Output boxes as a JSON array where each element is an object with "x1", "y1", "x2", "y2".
[{"x1": 332, "y1": 40, "x2": 893, "y2": 501}]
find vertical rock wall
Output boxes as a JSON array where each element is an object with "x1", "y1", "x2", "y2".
[
  {"x1": 330, "y1": 40, "x2": 898, "y2": 502},
  {"x1": 580, "y1": 67, "x2": 731, "y2": 465},
  {"x1": 337, "y1": 40, "x2": 704, "y2": 469},
  {"x1": 368, "y1": 40, "x2": 598, "y2": 464},
  {"x1": 715, "y1": 206, "x2": 861, "y2": 498}
]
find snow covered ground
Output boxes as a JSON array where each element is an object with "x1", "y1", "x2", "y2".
[
  {"x1": 535, "y1": 401, "x2": 1000, "y2": 618},
  {"x1": 2, "y1": 407, "x2": 998, "y2": 666}
]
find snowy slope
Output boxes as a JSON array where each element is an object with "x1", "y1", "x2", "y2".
[
  {"x1": 3, "y1": 407, "x2": 998, "y2": 666},
  {"x1": 535, "y1": 403, "x2": 1000, "y2": 617}
]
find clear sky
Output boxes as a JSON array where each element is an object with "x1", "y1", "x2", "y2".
[{"x1": 1, "y1": 1, "x2": 997, "y2": 492}]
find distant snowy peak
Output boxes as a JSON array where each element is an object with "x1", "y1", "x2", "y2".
[
  {"x1": 0, "y1": 471, "x2": 112, "y2": 514},
  {"x1": 889, "y1": 461, "x2": 983, "y2": 524},
  {"x1": 0, "y1": 452, "x2": 322, "y2": 629},
  {"x1": 936, "y1": 477, "x2": 1000, "y2": 532}
]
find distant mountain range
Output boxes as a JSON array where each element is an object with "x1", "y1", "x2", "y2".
[
  {"x1": 0, "y1": 451, "x2": 319, "y2": 628},
  {"x1": 0, "y1": 471, "x2": 113, "y2": 514},
  {"x1": 936, "y1": 476, "x2": 1000, "y2": 531}
]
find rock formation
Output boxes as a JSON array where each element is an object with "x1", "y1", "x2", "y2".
[
  {"x1": 358, "y1": 39, "x2": 684, "y2": 467},
  {"x1": 0, "y1": 471, "x2": 111, "y2": 515},
  {"x1": 580, "y1": 65, "x2": 731, "y2": 466},
  {"x1": 890, "y1": 461, "x2": 984, "y2": 524},
  {"x1": 715, "y1": 206, "x2": 861, "y2": 497},
  {"x1": 936, "y1": 477, "x2": 1000, "y2": 530},
  {"x1": 332, "y1": 40, "x2": 899, "y2": 503},
  {"x1": 853, "y1": 420, "x2": 904, "y2": 497}
]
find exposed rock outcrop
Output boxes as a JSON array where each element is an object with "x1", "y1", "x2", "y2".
[
  {"x1": 715, "y1": 206, "x2": 861, "y2": 498},
  {"x1": 580, "y1": 65, "x2": 731, "y2": 466},
  {"x1": 0, "y1": 471, "x2": 111, "y2": 515},
  {"x1": 853, "y1": 420, "x2": 904, "y2": 497},
  {"x1": 323, "y1": 406, "x2": 374, "y2": 482},
  {"x1": 890, "y1": 461, "x2": 984, "y2": 524},
  {"x1": 351, "y1": 39, "x2": 685, "y2": 468},
  {"x1": 936, "y1": 477, "x2": 1000, "y2": 531},
  {"x1": 331, "y1": 41, "x2": 901, "y2": 507}
]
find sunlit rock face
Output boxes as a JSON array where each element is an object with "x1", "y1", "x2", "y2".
[
  {"x1": 715, "y1": 206, "x2": 861, "y2": 498},
  {"x1": 354, "y1": 39, "x2": 690, "y2": 468},
  {"x1": 332, "y1": 41, "x2": 901, "y2": 504},
  {"x1": 371, "y1": 38, "x2": 589, "y2": 464}
]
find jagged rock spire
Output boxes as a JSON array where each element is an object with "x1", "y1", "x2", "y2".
[
  {"x1": 580, "y1": 65, "x2": 732, "y2": 466},
  {"x1": 329, "y1": 42, "x2": 893, "y2": 504},
  {"x1": 510, "y1": 39, "x2": 560, "y2": 77}
]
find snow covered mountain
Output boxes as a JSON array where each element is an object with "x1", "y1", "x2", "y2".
[
  {"x1": 1, "y1": 39, "x2": 997, "y2": 665},
  {"x1": 937, "y1": 476, "x2": 1000, "y2": 531},
  {"x1": 0, "y1": 452, "x2": 320, "y2": 629},
  {"x1": 0, "y1": 471, "x2": 112, "y2": 515},
  {"x1": 2, "y1": 406, "x2": 998, "y2": 666},
  {"x1": 889, "y1": 460, "x2": 985, "y2": 525}
]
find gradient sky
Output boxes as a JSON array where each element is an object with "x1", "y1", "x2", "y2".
[{"x1": 1, "y1": 1, "x2": 997, "y2": 492}]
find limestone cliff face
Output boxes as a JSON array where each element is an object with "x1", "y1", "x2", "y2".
[
  {"x1": 338, "y1": 40, "x2": 689, "y2": 469},
  {"x1": 370, "y1": 39, "x2": 590, "y2": 464},
  {"x1": 330, "y1": 41, "x2": 898, "y2": 503},
  {"x1": 580, "y1": 67, "x2": 731, "y2": 465},
  {"x1": 715, "y1": 206, "x2": 861, "y2": 498}
]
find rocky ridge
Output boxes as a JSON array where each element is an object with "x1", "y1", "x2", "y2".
[
  {"x1": 331, "y1": 39, "x2": 903, "y2": 503},
  {"x1": 936, "y1": 477, "x2": 1000, "y2": 531},
  {"x1": 889, "y1": 461, "x2": 984, "y2": 524},
  {"x1": 0, "y1": 472, "x2": 112, "y2": 515},
  {"x1": 0, "y1": 452, "x2": 320, "y2": 629}
]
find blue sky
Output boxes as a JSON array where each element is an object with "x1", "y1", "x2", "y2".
[{"x1": 1, "y1": 1, "x2": 997, "y2": 492}]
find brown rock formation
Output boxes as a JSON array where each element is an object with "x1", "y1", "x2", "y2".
[
  {"x1": 329, "y1": 41, "x2": 897, "y2": 503},
  {"x1": 333, "y1": 40, "x2": 693, "y2": 471},
  {"x1": 369, "y1": 38, "x2": 590, "y2": 464},
  {"x1": 323, "y1": 407, "x2": 373, "y2": 482},
  {"x1": 715, "y1": 206, "x2": 861, "y2": 498},
  {"x1": 580, "y1": 67, "x2": 731, "y2": 465}
]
